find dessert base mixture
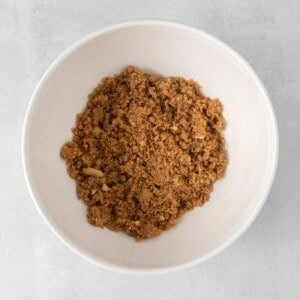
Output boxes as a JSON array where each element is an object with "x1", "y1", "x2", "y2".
[{"x1": 61, "y1": 66, "x2": 227, "y2": 239}]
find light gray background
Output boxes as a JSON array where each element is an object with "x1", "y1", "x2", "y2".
[{"x1": 0, "y1": 0, "x2": 299, "y2": 299}]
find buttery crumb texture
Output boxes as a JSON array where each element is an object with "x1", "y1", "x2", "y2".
[{"x1": 61, "y1": 66, "x2": 227, "y2": 240}]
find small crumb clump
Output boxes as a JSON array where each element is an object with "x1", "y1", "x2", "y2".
[{"x1": 61, "y1": 66, "x2": 227, "y2": 240}]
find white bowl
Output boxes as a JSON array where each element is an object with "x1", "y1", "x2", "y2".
[{"x1": 22, "y1": 21, "x2": 278, "y2": 274}]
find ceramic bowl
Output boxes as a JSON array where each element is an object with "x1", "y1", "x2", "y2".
[{"x1": 23, "y1": 21, "x2": 278, "y2": 274}]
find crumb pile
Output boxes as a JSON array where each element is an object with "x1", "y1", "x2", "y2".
[{"x1": 61, "y1": 66, "x2": 227, "y2": 239}]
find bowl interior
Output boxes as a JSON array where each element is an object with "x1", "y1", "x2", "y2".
[{"x1": 24, "y1": 22, "x2": 277, "y2": 273}]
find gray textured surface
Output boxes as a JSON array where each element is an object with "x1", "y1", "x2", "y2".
[{"x1": 0, "y1": 1, "x2": 299, "y2": 299}]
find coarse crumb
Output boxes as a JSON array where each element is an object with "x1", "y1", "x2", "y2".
[{"x1": 61, "y1": 66, "x2": 227, "y2": 240}]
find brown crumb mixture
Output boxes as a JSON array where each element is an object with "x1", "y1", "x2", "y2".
[{"x1": 61, "y1": 66, "x2": 227, "y2": 240}]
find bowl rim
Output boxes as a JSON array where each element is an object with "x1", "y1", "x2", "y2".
[{"x1": 22, "y1": 20, "x2": 279, "y2": 275}]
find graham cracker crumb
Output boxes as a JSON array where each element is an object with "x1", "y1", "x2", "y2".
[{"x1": 61, "y1": 66, "x2": 227, "y2": 240}]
